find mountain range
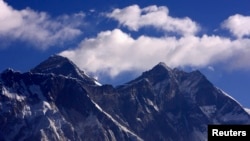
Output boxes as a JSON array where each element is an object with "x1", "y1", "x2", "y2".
[{"x1": 0, "y1": 55, "x2": 249, "y2": 141}]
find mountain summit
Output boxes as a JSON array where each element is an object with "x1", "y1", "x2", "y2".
[
  {"x1": 31, "y1": 55, "x2": 99, "y2": 85},
  {"x1": 0, "y1": 56, "x2": 249, "y2": 141}
]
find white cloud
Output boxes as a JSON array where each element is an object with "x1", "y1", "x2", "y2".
[
  {"x1": 0, "y1": 3, "x2": 241, "y2": 81},
  {"x1": 0, "y1": 0, "x2": 84, "y2": 49},
  {"x1": 107, "y1": 5, "x2": 199, "y2": 36},
  {"x1": 57, "y1": 5, "x2": 250, "y2": 81},
  {"x1": 222, "y1": 14, "x2": 250, "y2": 38},
  {"x1": 208, "y1": 66, "x2": 215, "y2": 71},
  {"x1": 60, "y1": 28, "x2": 250, "y2": 78}
]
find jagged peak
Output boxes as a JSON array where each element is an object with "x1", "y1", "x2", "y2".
[
  {"x1": 124, "y1": 62, "x2": 174, "y2": 86},
  {"x1": 31, "y1": 54, "x2": 99, "y2": 85},
  {"x1": 31, "y1": 55, "x2": 76, "y2": 72},
  {"x1": 2, "y1": 68, "x2": 15, "y2": 73},
  {"x1": 1, "y1": 68, "x2": 22, "y2": 77},
  {"x1": 124, "y1": 62, "x2": 209, "y2": 88},
  {"x1": 144, "y1": 62, "x2": 173, "y2": 77},
  {"x1": 156, "y1": 62, "x2": 172, "y2": 70}
]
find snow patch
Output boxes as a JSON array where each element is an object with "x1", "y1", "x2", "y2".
[
  {"x1": 94, "y1": 80, "x2": 102, "y2": 86},
  {"x1": 42, "y1": 101, "x2": 53, "y2": 114},
  {"x1": 244, "y1": 108, "x2": 250, "y2": 115},
  {"x1": 91, "y1": 100, "x2": 143, "y2": 141},
  {"x1": 136, "y1": 118, "x2": 142, "y2": 122},
  {"x1": 146, "y1": 98, "x2": 159, "y2": 112},
  {"x1": 40, "y1": 129, "x2": 49, "y2": 141},
  {"x1": 48, "y1": 118, "x2": 60, "y2": 140},
  {"x1": 145, "y1": 107, "x2": 151, "y2": 113},
  {"x1": 200, "y1": 105, "x2": 216, "y2": 117},
  {"x1": 2, "y1": 87, "x2": 25, "y2": 101},
  {"x1": 22, "y1": 105, "x2": 32, "y2": 117},
  {"x1": 108, "y1": 129, "x2": 116, "y2": 141},
  {"x1": 218, "y1": 88, "x2": 243, "y2": 107},
  {"x1": 74, "y1": 66, "x2": 102, "y2": 86}
]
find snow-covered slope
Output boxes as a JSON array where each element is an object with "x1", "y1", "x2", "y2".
[
  {"x1": 0, "y1": 55, "x2": 249, "y2": 141},
  {"x1": 87, "y1": 62, "x2": 250, "y2": 141},
  {"x1": 245, "y1": 108, "x2": 250, "y2": 115},
  {"x1": 0, "y1": 63, "x2": 140, "y2": 141}
]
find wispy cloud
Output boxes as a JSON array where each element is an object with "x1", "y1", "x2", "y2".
[
  {"x1": 107, "y1": 5, "x2": 199, "y2": 36},
  {"x1": 0, "y1": 0, "x2": 84, "y2": 49}
]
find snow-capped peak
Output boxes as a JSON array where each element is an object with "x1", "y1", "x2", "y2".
[
  {"x1": 1, "y1": 58, "x2": 250, "y2": 141},
  {"x1": 31, "y1": 55, "x2": 101, "y2": 85}
]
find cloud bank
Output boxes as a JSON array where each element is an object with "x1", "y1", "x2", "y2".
[
  {"x1": 60, "y1": 28, "x2": 250, "y2": 78},
  {"x1": 0, "y1": 0, "x2": 84, "y2": 49},
  {"x1": 60, "y1": 5, "x2": 250, "y2": 80},
  {"x1": 107, "y1": 5, "x2": 199, "y2": 36}
]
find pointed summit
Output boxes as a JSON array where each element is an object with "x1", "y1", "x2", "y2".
[
  {"x1": 31, "y1": 55, "x2": 98, "y2": 85},
  {"x1": 156, "y1": 62, "x2": 172, "y2": 70},
  {"x1": 151, "y1": 62, "x2": 172, "y2": 74},
  {"x1": 31, "y1": 55, "x2": 73, "y2": 73},
  {"x1": 142, "y1": 62, "x2": 173, "y2": 81},
  {"x1": 125, "y1": 62, "x2": 174, "y2": 85}
]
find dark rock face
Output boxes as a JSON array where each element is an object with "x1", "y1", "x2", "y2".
[
  {"x1": 31, "y1": 55, "x2": 97, "y2": 85},
  {"x1": 0, "y1": 56, "x2": 249, "y2": 141}
]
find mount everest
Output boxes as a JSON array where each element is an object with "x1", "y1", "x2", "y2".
[{"x1": 0, "y1": 55, "x2": 249, "y2": 141}]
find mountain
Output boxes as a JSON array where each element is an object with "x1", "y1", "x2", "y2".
[
  {"x1": 0, "y1": 55, "x2": 249, "y2": 141},
  {"x1": 31, "y1": 55, "x2": 100, "y2": 86}
]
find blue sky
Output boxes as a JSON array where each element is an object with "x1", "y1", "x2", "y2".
[{"x1": 1, "y1": 0, "x2": 250, "y2": 108}]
